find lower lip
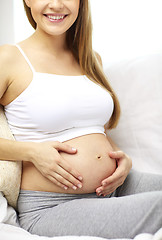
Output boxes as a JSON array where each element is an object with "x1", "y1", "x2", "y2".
[{"x1": 45, "y1": 15, "x2": 67, "y2": 23}]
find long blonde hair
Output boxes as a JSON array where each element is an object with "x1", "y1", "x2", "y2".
[{"x1": 23, "y1": 0, "x2": 120, "y2": 129}]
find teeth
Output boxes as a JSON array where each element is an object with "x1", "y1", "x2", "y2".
[{"x1": 48, "y1": 15, "x2": 64, "y2": 20}]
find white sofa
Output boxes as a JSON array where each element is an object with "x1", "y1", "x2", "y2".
[
  {"x1": 106, "y1": 54, "x2": 162, "y2": 175},
  {"x1": 0, "y1": 54, "x2": 162, "y2": 240}
]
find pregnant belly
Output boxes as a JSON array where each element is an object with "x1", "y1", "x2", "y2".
[{"x1": 21, "y1": 134, "x2": 116, "y2": 193}]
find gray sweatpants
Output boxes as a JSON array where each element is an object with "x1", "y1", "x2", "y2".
[{"x1": 17, "y1": 170, "x2": 162, "y2": 239}]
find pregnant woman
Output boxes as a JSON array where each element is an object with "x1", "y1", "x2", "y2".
[{"x1": 0, "y1": 0, "x2": 162, "y2": 239}]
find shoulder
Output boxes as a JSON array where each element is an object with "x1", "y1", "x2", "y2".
[
  {"x1": 0, "y1": 45, "x2": 20, "y2": 76},
  {"x1": 0, "y1": 45, "x2": 18, "y2": 100},
  {"x1": 0, "y1": 44, "x2": 18, "y2": 78},
  {"x1": 0, "y1": 44, "x2": 18, "y2": 64},
  {"x1": 94, "y1": 51, "x2": 103, "y2": 67}
]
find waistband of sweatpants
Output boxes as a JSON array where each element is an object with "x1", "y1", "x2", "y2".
[{"x1": 17, "y1": 190, "x2": 104, "y2": 213}]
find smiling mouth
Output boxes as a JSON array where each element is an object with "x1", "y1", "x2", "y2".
[{"x1": 44, "y1": 14, "x2": 67, "y2": 22}]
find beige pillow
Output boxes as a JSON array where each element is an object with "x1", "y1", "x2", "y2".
[{"x1": 0, "y1": 105, "x2": 22, "y2": 209}]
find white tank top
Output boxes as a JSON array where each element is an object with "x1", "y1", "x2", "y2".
[{"x1": 4, "y1": 45, "x2": 114, "y2": 142}]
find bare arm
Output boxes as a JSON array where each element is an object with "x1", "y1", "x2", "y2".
[
  {"x1": 0, "y1": 46, "x2": 30, "y2": 163},
  {"x1": 0, "y1": 138, "x2": 33, "y2": 162},
  {"x1": 0, "y1": 45, "x2": 12, "y2": 104},
  {"x1": 0, "y1": 45, "x2": 82, "y2": 190}
]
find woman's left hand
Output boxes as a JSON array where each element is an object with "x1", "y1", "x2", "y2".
[{"x1": 96, "y1": 151, "x2": 132, "y2": 197}]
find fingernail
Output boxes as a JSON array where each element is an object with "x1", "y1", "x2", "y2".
[
  {"x1": 78, "y1": 176, "x2": 83, "y2": 181},
  {"x1": 102, "y1": 182, "x2": 106, "y2": 186},
  {"x1": 72, "y1": 186, "x2": 77, "y2": 190},
  {"x1": 72, "y1": 148, "x2": 77, "y2": 151},
  {"x1": 77, "y1": 183, "x2": 82, "y2": 189},
  {"x1": 97, "y1": 192, "x2": 102, "y2": 196},
  {"x1": 110, "y1": 151, "x2": 115, "y2": 154},
  {"x1": 64, "y1": 186, "x2": 68, "y2": 190}
]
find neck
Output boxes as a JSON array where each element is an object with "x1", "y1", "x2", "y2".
[{"x1": 29, "y1": 28, "x2": 68, "y2": 56}]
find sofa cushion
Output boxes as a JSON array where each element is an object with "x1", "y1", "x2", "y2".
[{"x1": 105, "y1": 54, "x2": 162, "y2": 174}]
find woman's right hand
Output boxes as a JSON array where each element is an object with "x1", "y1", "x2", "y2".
[{"x1": 29, "y1": 141, "x2": 83, "y2": 190}]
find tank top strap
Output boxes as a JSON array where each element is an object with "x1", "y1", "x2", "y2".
[{"x1": 15, "y1": 44, "x2": 35, "y2": 74}]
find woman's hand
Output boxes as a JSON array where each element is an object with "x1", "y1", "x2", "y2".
[
  {"x1": 29, "y1": 141, "x2": 83, "y2": 190},
  {"x1": 96, "y1": 151, "x2": 132, "y2": 196}
]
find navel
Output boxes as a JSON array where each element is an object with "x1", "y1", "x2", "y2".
[{"x1": 96, "y1": 154, "x2": 102, "y2": 160}]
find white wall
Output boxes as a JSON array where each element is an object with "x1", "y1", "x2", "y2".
[
  {"x1": 0, "y1": 0, "x2": 14, "y2": 45},
  {"x1": 11, "y1": 0, "x2": 162, "y2": 66},
  {"x1": 91, "y1": 0, "x2": 162, "y2": 66},
  {"x1": 13, "y1": 0, "x2": 34, "y2": 43}
]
